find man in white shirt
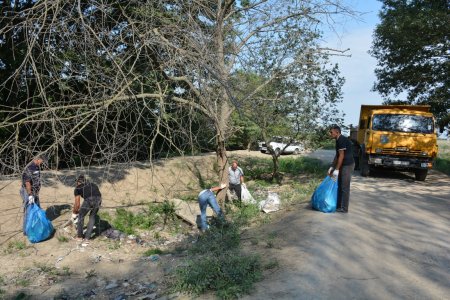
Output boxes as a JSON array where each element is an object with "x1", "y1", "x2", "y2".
[{"x1": 228, "y1": 160, "x2": 244, "y2": 204}]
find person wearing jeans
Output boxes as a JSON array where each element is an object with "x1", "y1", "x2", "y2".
[
  {"x1": 20, "y1": 155, "x2": 47, "y2": 235},
  {"x1": 328, "y1": 125, "x2": 355, "y2": 213},
  {"x1": 198, "y1": 184, "x2": 226, "y2": 231},
  {"x1": 72, "y1": 175, "x2": 102, "y2": 243}
]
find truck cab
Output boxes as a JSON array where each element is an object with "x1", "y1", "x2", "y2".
[{"x1": 356, "y1": 105, "x2": 438, "y2": 181}]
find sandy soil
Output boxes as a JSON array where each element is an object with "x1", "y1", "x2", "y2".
[
  {"x1": 0, "y1": 150, "x2": 276, "y2": 299},
  {"x1": 1, "y1": 150, "x2": 448, "y2": 299}
]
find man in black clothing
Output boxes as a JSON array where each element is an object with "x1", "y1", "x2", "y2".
[
  {"x1": 73, "y1": 175, "x2": 102, "y2": 241},
  {"x1": 328, "y1": 125, "x2": 355, "y2": 213},
  {"x1": 20, "y1": 155, "x2": 47, "y2": 235}
]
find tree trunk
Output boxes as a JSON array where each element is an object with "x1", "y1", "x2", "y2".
[
  {"x1": 271, "y1": 153, "x2": 279, "y2": 182},
  {"x1": 216, "y1": 135, "x2": 228, "y2": 207}
]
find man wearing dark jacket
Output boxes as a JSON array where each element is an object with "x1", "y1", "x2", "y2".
[
  {"x1": 72, "y1": 175, "x2": 102, "y2": 242},
  {"x1": 20, "y1": 155, "x2": 47, "y2": 235},
  {"x1": 328, "y1": 125, "x2": 355, "y2": 213}
]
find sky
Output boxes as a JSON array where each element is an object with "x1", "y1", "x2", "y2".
[{"x1": 322, "y1": 0, "x2": 384, "y2": 126}]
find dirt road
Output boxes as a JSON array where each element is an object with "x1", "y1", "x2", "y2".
[{"x1": 243, "y1": 150, "x2": 450, "y2": 300}]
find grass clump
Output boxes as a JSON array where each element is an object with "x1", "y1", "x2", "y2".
[
  {"x1": 105, "y1": 200, "x2": 178, "y2": 235},
  {"x1": 172, "y1": 222, "x2": 262, "y2": 299},
  {"x1": 57, "y1": 235, "x2": 69, "y2": 243},
  {"x1": 143, "y1": 248, "x2": 164, "y2": 256},
  {"x1": 3, "y1": 240, "x2": 27, "y2": 254},
  {"x1": 174, "y1": 251, "x2": 261, "y2": 299}
]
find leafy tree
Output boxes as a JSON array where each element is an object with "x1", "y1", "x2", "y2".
[
  {"x1": 370, "y1": 0, "x2": 450, "y2": 126},
  {"x1": 0, "y1": 0, "x2": 355, "y2": 186}
]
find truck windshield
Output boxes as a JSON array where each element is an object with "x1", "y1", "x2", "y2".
[{"x1": 372, "y1": 114, "x2": 434, "y2": 134}]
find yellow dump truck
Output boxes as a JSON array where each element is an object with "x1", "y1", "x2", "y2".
[{"x1": 353, "y1": 105, "x2": 438, "y2": 181}]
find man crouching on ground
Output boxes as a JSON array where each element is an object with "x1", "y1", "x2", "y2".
[{"x1": 72, "y1": 175, "x2": 102, "y2": 244}]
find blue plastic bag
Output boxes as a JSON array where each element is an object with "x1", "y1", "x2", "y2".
[
  {"x1": 311, "y1": 176, "x2": 338, "y2": 213},
  {"x1": 25, "y1": 204, "x2": 54, "y2": 243}
]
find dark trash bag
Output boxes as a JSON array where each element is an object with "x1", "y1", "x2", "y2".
[
  {"x1": 311, "y1": 176, "x2": 338, "y2": 213},
  {"x1": 25, "y1": 204, "x2": 54, "y2": 243}
]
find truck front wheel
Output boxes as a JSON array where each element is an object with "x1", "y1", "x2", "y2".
[
  {"x1": 415, "y1": 169, "x2": 428, "y2": 181},
  {"x1": 359, "y1": 152, "x2": 370, "y2": 177}
]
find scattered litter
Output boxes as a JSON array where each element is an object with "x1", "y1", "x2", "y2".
[
  {"x1": 136, "y1": 293, "x2": 158, "y2": 300},
  {"x1": 83, "y1": 290, "x2": 96, "y2": 297},
  {"x1": 259, "y1": 192, "x2": 281, "y2": 213},
  {"x1": 241, "y1": 185, "x2": 256, "y2": 204},
  {"x1": 114, "y1": 294, "x2": 126, "y2": 300},
  {"x1": 105, "y1": 281, "x2": 119, "y2": 290},
  {"x1": 91, "y1": 254, "x2": 102, "y2": 263}
]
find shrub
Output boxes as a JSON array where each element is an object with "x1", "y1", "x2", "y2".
[
  {"x1": 174, "y1": 251, "x2": 261, "y2": 299},
  {"x1": 143, "y1": 248, "x2": 164, "y2": 256}
]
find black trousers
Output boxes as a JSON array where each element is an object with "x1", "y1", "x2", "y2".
[
  {"x1": 337, "y1": 163, "x2": 354, "y2": 212},
  {"x1": 229, "y1": 183, "x2": 242, "y2": 202},
  {"x1": 77, "y1": 196, "x2": 101, "y2": 239}
]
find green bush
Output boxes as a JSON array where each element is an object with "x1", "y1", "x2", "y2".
[
  {"x1": 435, "y1": 157, "x2": 450, "y2": 175},
  {"x1": 278, "y1": 157, "x2": 325, "y2": 176},
  {"x1": 435, "y1": 140, "x2": 450, "y2": 175}
]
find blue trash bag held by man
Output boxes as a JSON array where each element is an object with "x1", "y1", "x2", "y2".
[
  {"x1": 25, "y1": 204, "x2": 54, "y2": 243},
  {"x1": 311, "y1": 176, "x2": 338, "y2": 213}
]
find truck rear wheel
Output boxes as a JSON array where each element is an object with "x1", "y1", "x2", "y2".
[
  {"x1": 415, "y1": 169, "x2": 428, "y2": 181},
  {"x1": 359, "y1": 152, "x2": 370, "y2": 177}
]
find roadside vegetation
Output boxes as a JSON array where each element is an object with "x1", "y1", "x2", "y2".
[
  {"x1": 88, "y1": 155, "x2": 325, "y2": 299},
  {"x1": 168, "y1": 155, "x2": 326, "y2": 299},
  {"x1": 435, "y1": 140, "x2": 450, "y2": 175}
]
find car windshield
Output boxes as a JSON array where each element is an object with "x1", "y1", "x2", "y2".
[{"x1": 371, "y1": 114, "x2": 434, "y2": 134}]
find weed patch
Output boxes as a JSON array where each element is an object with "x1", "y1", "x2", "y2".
[
  {"x1": 174, "y1": 251, "x2": 261, "y2": 299},
  {"x1": 106, "y1": 200, "x2": 178, "y2": 235},
  {"x1": 3, "y1": 240, "x2": 27, "y2": 254},
  {"x1": 172, "y1": 222, "x2": 262, "y2": 299},
  {"x1": 57, "y1": 235, "x2": 69, "y2": 243},
  {"x1": 143, "y1": 248, "x2": 164, "y2": 256}
]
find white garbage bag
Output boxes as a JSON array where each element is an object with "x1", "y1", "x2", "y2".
[
  {"x1": 259, "y1": 192, "x2": 280, "y2": 213},
  {"x1": 241, "y1": 184, "x2": 256, "y2": 204}
]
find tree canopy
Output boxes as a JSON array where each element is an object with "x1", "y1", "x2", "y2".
[
  {"x1": 0, "y1": 0, "x2": 355, "y2": 176},
  {"x1": 370, "y1": 0, "x2": 450, "y2": 126}
]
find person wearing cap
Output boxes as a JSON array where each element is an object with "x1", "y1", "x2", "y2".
[
  {"x1": 72, "y1": 175, "x2": 102, "y2": 242},
  {"x1": 228, "y1": 160, "x2": 244, "y2": 204},
  {"x1": 198, "y1": 184, "x2": 227, "y2": 232},
  {"x1": 20, "y1": 155, "x2": 47, "y2": 235}
]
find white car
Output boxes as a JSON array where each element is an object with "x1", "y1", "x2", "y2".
[{"x1": 258, "y1": 137, "x2": 304, "y2": 155}]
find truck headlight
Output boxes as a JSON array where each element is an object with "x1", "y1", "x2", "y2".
[
  {"x1": 421, "y1": 151, "x2": 428, "y2": 156},
  {"x1": 375, "y1": 148, "x2": 382, "y2": 153}
]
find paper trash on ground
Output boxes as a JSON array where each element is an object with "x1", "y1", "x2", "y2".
[{"x1": 259, "y1": 192, "x2": 280, "y2": 213}]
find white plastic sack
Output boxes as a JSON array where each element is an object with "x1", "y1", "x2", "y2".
[
  {"x1": 241, "y1": 185, "x2": 256, "y2": 204},
  {"x1": 259, "y1": 192, "x2": 280, "y2": 213}
]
